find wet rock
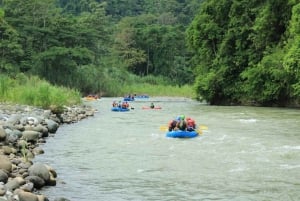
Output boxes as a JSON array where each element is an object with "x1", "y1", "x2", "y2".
[
  {"x1": 32, "y1": 147, "x2": 44, "y2": 155},
  {"x1": 25, "y1": 176, "x2": 45, "y2": 189},
  {"x1": 0, "y1": 103, "x2": 96, "y2": 199},
  {"x1": 28, "y1": 163, "x2": 50, "y2": 183},
  {"x1": 45, "y1": 119, "x2": 59, "y2": 134}
]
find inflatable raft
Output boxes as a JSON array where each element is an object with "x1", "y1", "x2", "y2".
[
  {"x1": 135, "y1": 95, "x2": 149, "y2": 99},
  {"x1": 166, "y1": 130, "x2": 198, "y2": 138},
  {"x1": 123, "y1": 97, "x2": 135, "y2": 101},
  {"x1": 111, "y1": 107, "x2": 130, "y2": 112},
  {"x1": 142, "y1": 106, "x2": 161, "y2": 110}
]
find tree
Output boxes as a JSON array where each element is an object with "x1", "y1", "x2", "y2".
[{"x1": 0, "y1": 9, "x2": 23, "y2": 75}]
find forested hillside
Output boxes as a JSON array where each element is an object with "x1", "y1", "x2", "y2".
[
  {"x1": 187, "y1": 0, "x2": 300, "y2": 106},
  {"x1": 0, "y1": 0, "x2": 299, "y2": 106}
]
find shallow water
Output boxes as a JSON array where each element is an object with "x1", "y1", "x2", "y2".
[{"x1": 35, "y1": 97, "x2": 300, "y2": 201}]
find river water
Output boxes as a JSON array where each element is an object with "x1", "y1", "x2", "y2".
[{"x1": 34, "y1": 97, "x2": 300, "y2": 201}]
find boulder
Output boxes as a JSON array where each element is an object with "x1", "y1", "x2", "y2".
[
  {"x1": 45, "y1": 119, "x2": 59, "y2": 133},
  {"x1": 25, "y1": 176, "x2": 45, "y2": 189},
  {"x1": 28, "y1": 163, "x2": 50, "y2": 183},
  {"x1": 14, "y1": 189, "x2": 39, "y2": 201}
]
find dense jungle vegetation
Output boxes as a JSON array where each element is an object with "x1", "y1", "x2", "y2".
[{"x1": 0, "y1": 0, "x2": 299, "y2": 107}]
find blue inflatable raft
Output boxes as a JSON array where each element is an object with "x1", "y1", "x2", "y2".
[
  {"x1": 166, "y1": 130, "x2": 198, "y2": 138},
  {"x1": 135, "y1": 95, "x2": 149, "y2": 99},
  {"x1": 111, "y1": 107, "x2": 130, "y2": 112},
  {"x1": 123, "y1": 97, "x2": 135, "y2": 101}
]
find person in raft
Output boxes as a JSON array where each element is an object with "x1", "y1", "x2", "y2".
[
  {"x1": 150, "y1": 102, "x2": 155, "y2": 109},
  {"x1": 121, "y1": 101, "x2": 129, "y2": 109},
  {"x1": 186, "y1": 117, "x2": 196, "y2": 131},
  {"x1": 112, "y1": 101, "x2": 118, "y2": 107},
  {"x1": 168, "y1": 115, "x2": 187, "y2": 131}
]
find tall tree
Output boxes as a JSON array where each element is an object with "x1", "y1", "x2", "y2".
[{"x1": 0, "y1": 8, "x2": 23, "y2": 74}]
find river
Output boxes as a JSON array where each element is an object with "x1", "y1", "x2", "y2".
[{"x1": 34, "y1": 97, "x2": 300, "y2": 201}]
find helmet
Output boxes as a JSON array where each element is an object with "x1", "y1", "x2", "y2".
[
  {"x1": 176, "y1": 116, "x2": 181, "y2": 121},
  {"x1": 186, "y1": 117, "x2": 191, "y2": 121},
  {"x1": 180, "y1": 115, "x2": 185, "y2": 120}
]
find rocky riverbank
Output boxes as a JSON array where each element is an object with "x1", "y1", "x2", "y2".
[{"x1": 0, "y1": 103, "x2": 96, "y2": 201}]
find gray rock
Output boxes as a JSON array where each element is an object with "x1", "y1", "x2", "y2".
[
  {"x1": 0, "y1": 156, "x2": 12, "y2": 172},
  {"x1": 32, "y1": 125, "x2": 48, "y2": 138},
  {"x1": 0, "y1": 127, "x2": 6, "y2": 141},
  {"x1": 20, "y1": 182, "x2": 34, "y2": 192},
  {"x1": 21, "y1": 131, "x2": 40, "y2": 142},
  {"x1": 0, "y1": 183, "x2": 7, "y2": 196},
  {"x1": 2, "y1": 146, "x2": 17, "y2": 155},
  {"x1": 45, "y1": 119, "x2": 59, "y2": 133},
  {"x1": 28, "y1": 163, "x2": 49, "y2": 183},
  {"x1": 25, "y1": 176, "x2": 45, "y2": 189},
  {"x1": 6, "y1": 115, "x2": 21, "y2": 125},
  {"x1": 5, "y1": 179, "x2": 20, "y2": 191},
  {"x1": 32, "y1": 147, "x2": 44, "y2": 155},
  {"x1": 15, "y1": 190, "x2": 39, "y2": 201},
  {"x1": 0, "y1": 170, "x2": 8, "y2": 183}
]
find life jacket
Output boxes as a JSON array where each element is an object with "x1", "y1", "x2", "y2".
[
  {"x1": 187, "y1": 119, "x2": 195, "y2": 128},
  {"x1": 121, "y1": 102, "x2": 127, "y2": 108},
  {"x1": 168, "y1": 120, "x2": 177, "y2": 131},
  {"x1": 176, "y1": 120, "x2": 187, "y2": 131}
]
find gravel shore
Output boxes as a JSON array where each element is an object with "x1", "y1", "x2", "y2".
[{"x1": 0, "y1": 103, "x2": 96, "y2": 201}]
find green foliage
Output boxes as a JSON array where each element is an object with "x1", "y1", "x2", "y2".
[
  {"x1": 2, "y1": 0, "x2": 299, "y2": 106},
  {"x1": 283, "y1": 3, "x2": 300, "y2": 97},
  {"x1": 241, "y1": 48, "x2": 290, "y2": 105},
  {"x1": 0, "y1": 74, "x2": 13, "y2": 99},
  {"x1": 187, "y1": 0, "x2": 300, "y2": 106},
  {"x1": 0, "y1": 15, "x2": 24, "y2": 75},
  {"x1": 122, "y1": 83, "x2": 195, "y2": 98},
  {"x1": 113, "y1": 14, "x2": 193, "y2": 85},
  {"x1": 0, "y1": 74, "x2": 81, "y2": 112}
]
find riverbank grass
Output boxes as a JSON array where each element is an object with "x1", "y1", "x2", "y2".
[
  {"x1": 0, "y1": 74, "x2": 81, "y2": 112},
  {"x1": 121, "y1": 83, "x2": 196, "y2": 98}
]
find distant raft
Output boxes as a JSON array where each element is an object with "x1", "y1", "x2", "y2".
[
  {"x1": 166, "y1": 130, "x2": 198, "y2": 138},
  {"x1": 84, "y1": 95, "x2": 99, "y2": 101},
  {"x1": 142, "y1": 106, "x2": 162, "y2": 110},
  {"x1": 111, "y1": 107, "x2": 130, "y2": 112},
  {"x1": 135, "y1": 95, "x2": 149, "y2": 99},
  {"x1": 123, "y1": 97, "x2": 135, "y2": 101}
]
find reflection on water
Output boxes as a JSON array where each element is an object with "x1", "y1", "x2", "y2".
[{"x1": 35, "y1": 98, "x2": 300, "y2": 201}]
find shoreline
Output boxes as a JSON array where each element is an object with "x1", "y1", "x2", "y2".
[{"x1": 0, "y1": 103, "x2": 96, "y2": 201}]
